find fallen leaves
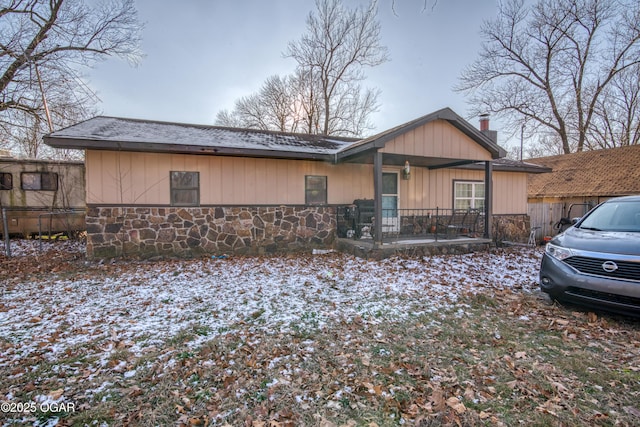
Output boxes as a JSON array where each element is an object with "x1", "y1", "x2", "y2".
[
  {"x1": 445, "y1": 396, "x2": 466, "y2": 414},
  {"x1": 2, "y1": 242, "x2": 640, "y2": 426},
  {"x1": 361, "y1": 381, "x2": 383, "y2": 396},
  {"x1": 48, "y1": 388, "x2": 64, "y2": 400}
]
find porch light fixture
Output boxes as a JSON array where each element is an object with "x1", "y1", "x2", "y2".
[{"x1": 402, "y1": 160, "x2": 411, "y2": 180}]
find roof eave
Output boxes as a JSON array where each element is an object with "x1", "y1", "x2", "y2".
[
  {"x1": 43, "y1": 136, "x2": 336, "y2": 162},
  {"x1": 457, "y1": 161, "x2": 552, "y2": 173}
]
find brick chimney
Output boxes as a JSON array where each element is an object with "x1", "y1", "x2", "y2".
[
  {"x1": 479, "y1": 113, "x2": 490, "y2": 131},
  {"x1": 479, "y1": 113, "x2": 497, "y2": 143}
]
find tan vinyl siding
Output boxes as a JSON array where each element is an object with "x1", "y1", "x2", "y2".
[
  {"x1": 86, "y1": 150, "x2": 525, "y2": 214},
  {"x1": 380, "y1": 120, "x2": 492, "y2": 161},
  {"x1": 86, "y1": 150, "x2": 373, "y2": 205},
  {"x1": 398, "y1": 167, "x2": 525, "y2": 214},
  {"x1": 494, "y1": 171, "x2": 527, "y2": 214},
  {"x1": 398, "y1": 168, "x2": 471, "y2": 209}
]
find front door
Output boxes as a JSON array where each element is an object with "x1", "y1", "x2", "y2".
[{"x1": 382, "y1": 172, "x2": 399, "y2": 232}]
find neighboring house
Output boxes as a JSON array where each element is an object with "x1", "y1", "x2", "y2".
[
  {"x1": 0, "y1": 155, "x2": 85, "y2": 237},
  {"x1": 527, "y1": 145, "x2": 640, "y2": 237},
  {"x1": 44, "y1": 107, "x2": 544, "y2": 258}
]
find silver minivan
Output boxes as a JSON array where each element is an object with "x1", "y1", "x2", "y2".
[{"x1": 540, "y1": 196, "x2": 640, "y2": 317}]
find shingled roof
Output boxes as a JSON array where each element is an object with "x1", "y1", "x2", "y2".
[
  {"x1": 527, "y1": 145, "x2": 640, "y2": 198},
  {"x1": 45, "y1": 112, "x2": 538, "y2": 172},
  {"x1": 44, "y1": 110, "x2": 508, "y2": 165},
  {"x1": 44, "y1": 116, "x2": 358, "y2": 161}
]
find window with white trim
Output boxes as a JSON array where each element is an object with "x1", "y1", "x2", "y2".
[{"x1": 454, "y1": 181, "x2": 485, "y2": 210}]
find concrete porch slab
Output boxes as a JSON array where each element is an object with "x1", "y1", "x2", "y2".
[{"x1": 336, "y1": 237, "x2": 493, "y2": 259}]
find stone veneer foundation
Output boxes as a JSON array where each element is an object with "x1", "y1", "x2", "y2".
[
  {"x1": 492, "y1": 214, "x2": 531, "y2": 244},
  {"x1": 86, "y1": 206, "x2": 336, "y2": 259}
]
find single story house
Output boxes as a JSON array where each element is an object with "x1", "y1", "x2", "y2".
[
  {"x1": 44, "y1": 107, "x2": 546, "y2": 258},
  {"x1": 527, "y1": 144, "x2": 640, "y2": 237}
]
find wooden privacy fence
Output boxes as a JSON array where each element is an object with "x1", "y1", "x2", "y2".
[
  {"x1": 528, "y1": 202, "x2": 562, "y2": 240},
  {"x1": 528, "y1": 201, "x2": 594, "y2": 241}
]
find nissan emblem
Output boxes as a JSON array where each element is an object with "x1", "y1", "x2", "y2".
[{"x1": 602, "y1": 261, "x2": 619, "y2": 273}]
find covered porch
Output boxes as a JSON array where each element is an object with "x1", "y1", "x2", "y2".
[
  {"x1": 337, "y1": 205, "x2": 487, "y2": 242},
  {"x1": 333, "y1": 109, "x2": 505, "y2": 248}
]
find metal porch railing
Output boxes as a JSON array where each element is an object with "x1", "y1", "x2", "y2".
[{"x1": 337, "y1": 205, "x2": 484, "y2": 241}]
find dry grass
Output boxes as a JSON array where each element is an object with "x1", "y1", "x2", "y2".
[{"x1": 1, "y1": 243, "x2": 639, "y2": 426}]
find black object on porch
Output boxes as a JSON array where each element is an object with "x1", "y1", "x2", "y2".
[{"x1": 336, "y1": 199, "x2": 375, "y2": 239}]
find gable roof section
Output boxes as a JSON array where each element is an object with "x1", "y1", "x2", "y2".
[
  {"x1": 44, "y1": 116, "x2": 358, "y2": 161},
  {"x1": 527, "y1": 145, "x2": 640, "y2": 198},
  {"x1": 44, "y1": 109, "x2": 507, "y2": 166},
  {"x1": 336, "y1": 107, "x2": 507, "y2": 161}
]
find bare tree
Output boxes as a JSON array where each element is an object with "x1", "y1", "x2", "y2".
[
  {"x1": 0, "y1": 0, "x2": 143, "y2": 157},
  {"x1": 286, "y1": 0, "x2": 389, "y2": 136},
  {"x1": 290, "y1": 67, "x2": 322, "y2": 135},
  {"x1": 5, "y1": 98, "x2": 94, "y2": 159},
  {"x1": 511, "y1": 134, "x2": 568, "y2": 159},
  {"x1": 218, "y1": 0, "x2": 388, "y2": 137},
  {"x1": 456, "y1": 0, "x2": 640, "y2": 154},
  {"x1": 214, "y1": 108, "x2": 243, "y2": 129},
  {"x1": 260, "y1": 75, "x2": 305, "y2": 132},
  {"x1": 588, "y1": 64, "x2": 640, "y2": 149},
  {"x1": 216, "y1": 75, "x2": 304, "y2": 133},
  {"x1": 391, "y1": 0, "x2": 438, "y2": 16}
]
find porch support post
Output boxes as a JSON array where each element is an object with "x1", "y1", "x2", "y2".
[
  {"x1": 484, "y1": 160, "x2": 493, "y2": 239},
  {"x1": 373, "y1": 150, "x2": 383, "y2": 245}
]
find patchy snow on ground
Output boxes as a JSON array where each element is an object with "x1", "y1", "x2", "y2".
[
  {"x1": 0, "y1": 244, "x2": 543, "y2": 374},
  {"x1": 0, "y1": 238, "x2": 85, "y2": 258}
]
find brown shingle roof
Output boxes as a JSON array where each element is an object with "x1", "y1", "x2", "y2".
[{"x1": 527, "y1": 145, "x2": 640, "y2": 198}]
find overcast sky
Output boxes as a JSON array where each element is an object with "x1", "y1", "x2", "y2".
[{"x1": 88, "y1": 0, "x2": 510, "y2": 146}]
